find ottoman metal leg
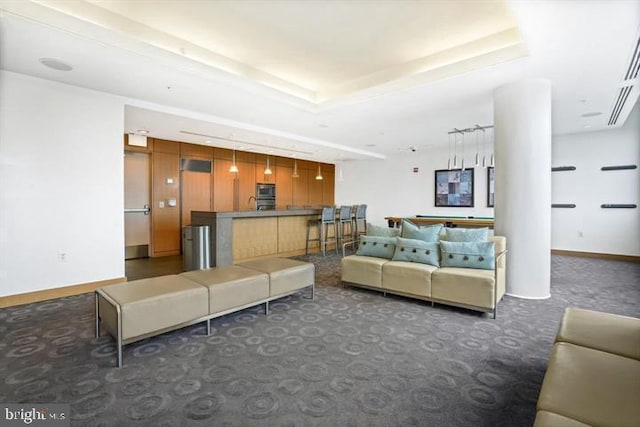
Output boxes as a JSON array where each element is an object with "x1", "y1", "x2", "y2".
[
  {"x1": 94, "y1": 291, "x2": 100, "y2": 338},
  {"x1": 206, "y1": 319, "x2": 211, "y2": 336},
  {"x1": 265, "y1": 301, "x2": 270, "y2": 316}
]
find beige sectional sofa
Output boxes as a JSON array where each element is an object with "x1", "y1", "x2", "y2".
[
  {"x1": 341, "y1": 232, "x2": 507, "y2": 317},
  {"x1": 96, "y1": 258, "x2": 314, "y2": 367},
  {"x1": 534, "y1": 307, "x2": 640, "y2": 427}
]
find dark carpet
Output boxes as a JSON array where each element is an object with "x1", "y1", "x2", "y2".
[{"x1": 1, "y1": 255, "x2": 639, "y2": 426}]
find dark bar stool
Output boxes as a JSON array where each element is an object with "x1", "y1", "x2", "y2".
[
  {"x1": 338, "y1": 205, "x2": 355, "y2": 255},
  {"x1": 354, "y1": 204, "x2": 367, "y2": 240},
  {"x1": 305, "y1": 216, "x2": 321, "y2": 255},
  {"x1": 320, "y1": 206, "x2": 338, "y2": 256}
]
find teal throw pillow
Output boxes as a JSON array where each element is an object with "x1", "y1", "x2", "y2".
[
  {"x1": 356, "y1": 236, "x2": 396, "y2": 259},
  {"x1": 440, "y1": 241, "x2": 495, "y2": 270},
  {"x1": 444, "y1": 227, "x2": 489, "y2": 242},
  {"x1": 367, "y1": 222, "x2": 400, "y2": 238},
  {"x1": 401, "y1": 219, "x2": 442, "y2": 242},
  {"x1": 392, "y1": 237, "x2": 440, "y2": 267}
]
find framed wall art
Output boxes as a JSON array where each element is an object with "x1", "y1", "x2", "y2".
[
  {"x1": 435, "y1": 168, "x2": 474, "y2": 207},
  {"x1": 487, "y1": 167, "x2": 495, "y2": 207}
]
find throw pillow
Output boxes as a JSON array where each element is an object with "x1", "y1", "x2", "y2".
[
  {"x1": 440, "y1": 241, "x2": 495, "y2": 270},
  {"x1": 444, "y1": 227, "x2": 489, "y2": 242},
  {"x1": 367, "y1": 222, "x2": 401, "y2": 238},
  {"x1": 401, "y1": 219, "x2": 442, "y2": 242},
  {"x1": 392, "y1": 237, "x2": 440, "y2": 267},
  {"x1": 356, "y1": 236, "x2": 396, "y2": 259}
]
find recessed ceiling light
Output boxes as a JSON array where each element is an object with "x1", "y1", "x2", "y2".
[
  {"x1": 365, "y1": 144, "x2": 376, "y2": 147},
  {"x1": 205, "y1": 140, "x2": 212, "y2": 144},
  {"x1": 39, "y1": 58, "x2": 73, "y2": 71},
  {"x1": 137, "y1": 129, "x2": 149, "y2": 135},
  {"x1": 318, "y1": 124, "x2": 329, "y2": 128},
  {"x1": 581, "y1": 111, "x2": 602, "y2": 117},
  {"x1": 583, "y1": 125, "x2": 592, "y2": 129},
  {"x1": 579, "y1": 99, "x2": 587, "y2": 103}
]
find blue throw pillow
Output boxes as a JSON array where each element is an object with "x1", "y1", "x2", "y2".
[
  {"x1": 366, "y1": 223, "x2": 400, "y2": 238},
  {"x1": 440, "y1": 241, "x2": 495, "y2": 270},
  {"x1": 401, "y1": 219, "x2": 442, "y2": 242},
  {"x1": 356, "y1": 236, "x2": 396, "y2": 259},
  {"x1": 444, "y1": 227, "x2": 489, "y2": 242},
  {"x1": 392, "y1": 237, "x2": 440, "y2": 267}
]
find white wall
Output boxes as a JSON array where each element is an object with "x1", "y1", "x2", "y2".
[
  {"x1": 337, "y1": 104, "x2": 640, "y2": 256},
  {"x1": 336, "y1": 144, "x2": 495, "y2": 226},
  {"x1": 0, "y1": 71, "x2": 125, "y2": 297},
  {"x1": 551, "y1": 104, "x2": 640, "y2": 256}
]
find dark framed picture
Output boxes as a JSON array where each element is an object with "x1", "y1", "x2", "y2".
[
  {"x1": 435, "y1": 168, "x2": 474, "y2": 207},
  {"x1": 487, "y1": 167, "x2": 495, "y2": 207}
]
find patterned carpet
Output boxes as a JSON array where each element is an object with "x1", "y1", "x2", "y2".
[{"x1": 1, "y1": 254, "x2": 639, "y2": 426}]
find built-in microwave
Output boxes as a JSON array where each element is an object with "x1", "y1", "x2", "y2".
[{"x1": 256, "y1": 183, "x2": 276, "y2": 199}]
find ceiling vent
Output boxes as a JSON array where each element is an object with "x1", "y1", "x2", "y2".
[{"x1": 608, "y1": 35, "x2": 640, "y2": 126}]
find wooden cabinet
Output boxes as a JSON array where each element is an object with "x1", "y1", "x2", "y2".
[
  {"x1": 237, "y1": 161, "x2": 257, "y2": 210},
  {"x1": 276, "y1": 165, "x2": 293, "y2": 208}
]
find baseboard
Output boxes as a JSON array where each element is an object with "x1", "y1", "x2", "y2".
[
  {"x1": 0, "y1": 277, "x2": 127, "y2": 308},
  {"x1": 551, "y1": 249, "x2": 640, "y2": 263}
]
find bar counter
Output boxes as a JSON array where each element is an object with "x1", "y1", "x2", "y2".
[{"x1": 192, "y1": 209, "x2": 322, "y2": 266}]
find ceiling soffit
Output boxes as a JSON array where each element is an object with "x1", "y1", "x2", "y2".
[{"x1": 5, "y1": 0, "x2": 527, "y2": 109}]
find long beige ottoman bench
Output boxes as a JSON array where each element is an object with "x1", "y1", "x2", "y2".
[
  {"x1": 534, "y1": 308, "x2": 640, "y2": 427},
  {"x1": 95, "y1": 275, "x2": 209, "y2": 367},
  {"x1": 238, "y1": 257, "x2": 315, "y2": 314},
  {"x1": 181, "y1": 265, "x2": 270, "y2": 320},
  {"x1": 96, "y1": 258, "x2": 315, "y2": 367}
]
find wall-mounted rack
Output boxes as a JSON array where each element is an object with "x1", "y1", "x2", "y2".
[
  {"x1": 601, "y1": 165, "x2": 637, "y2": 171},
  {"x1": 601, "y1": 204, "x2": 637, "y2": 209},
  {"x1": 552, "y1": 204, "x2": 576, "y2": 208},
  {"x1": 552, "y1": 166, "x2": 576, "y2": 172}
]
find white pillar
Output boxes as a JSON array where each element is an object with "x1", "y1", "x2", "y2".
[{"x1": 493, "y1": 79, "x2": 551, "y2": 299}]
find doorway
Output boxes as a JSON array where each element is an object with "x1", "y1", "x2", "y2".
[{"x1": 124, "y1": 151, "x2": 151, "y2": 259}]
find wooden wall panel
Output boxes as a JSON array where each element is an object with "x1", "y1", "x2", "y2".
[
  {"x1": 181, "y1": 143, "x2": 213, "y2": 159},
  {"x1": 152, "y1": 150, "x2": 180, "y2": 256},
  {"x1": 181, "y1": 170, "x2": 211, "y2": 226},
  {"x1": 213, "y1": 158, "x2": 234, "y2": 212},
  {"x1": 153, "y1": 139, "x2": 180, "y2": 154},
  {"x1": 322, "y1": 164, "x2": 335, "y2": 206},
  {"x1": 276, "y1": 165, "x2": 293, "y2": 208},
  {"x1": 292, "y1": 168, "x2": 309, "y2": 207},
  {"x1": 237, "y1": 161, "x2": 257, "y2": 211},
  {"x1": 308, "y1": 165, "x2": 324, "y2": 207}
]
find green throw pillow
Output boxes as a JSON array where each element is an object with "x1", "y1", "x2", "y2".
[
  {"x1": 367, "y1": 222, "x2": 400, "y2": 238},
  {"x1": 440, "y1": 241, "x2": 495, "y2": 270},
  {"x1": 401, "y1": 219, "x2": 442, "y2": 242},
  {"x1": 444, "y1": 227, "x2": 489, "y2": 242},
  {"x1": 356, "y1": 236, "x2": 396, "y2": 259},
  {"x1": 392, "y1": 237, "x2": 440, "y2": 267}
]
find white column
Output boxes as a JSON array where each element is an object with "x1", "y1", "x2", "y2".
[{"x1": 493, "y1": 79, "x2": 551, "y2": 299}]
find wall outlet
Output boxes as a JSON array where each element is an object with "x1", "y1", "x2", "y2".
[
  {"x1": 58, "y1": 252, "x2": 67, "y2": 262},
  {"x1": 159, "y1": 201, "x2": 165, "y2": 208}
]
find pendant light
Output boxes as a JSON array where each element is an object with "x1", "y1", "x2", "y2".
[
  {"x1": 264, "y1": 156, "x2": 272, "y2": 175},
  {"x1": 453, "y1": 132, "x2": 458, "y2": 168},
  {"x1": 482, "y1": 127, "x2": 487, "y2": 168},
  {"x1": 447, "y1": 133, "x2": 453, "y2": 170},
  {"x1": 461, "y1": 132, "x2": 466, "y2": 171},
  {"x1": 315, "y1": 163, "x2": 323, "y2": 180},
  {"x1": 229, "y1": 150, "x2": 239, "y2": 173},
  {"x1": 292, "y1": 159, "x2": 299, "y2": 178},
  {"x1": 474, "y1": 125, "x2": 480, "y2": 167},
  {"x1": 489, "y1": 128, "x2": 495, "y2": 167}
]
